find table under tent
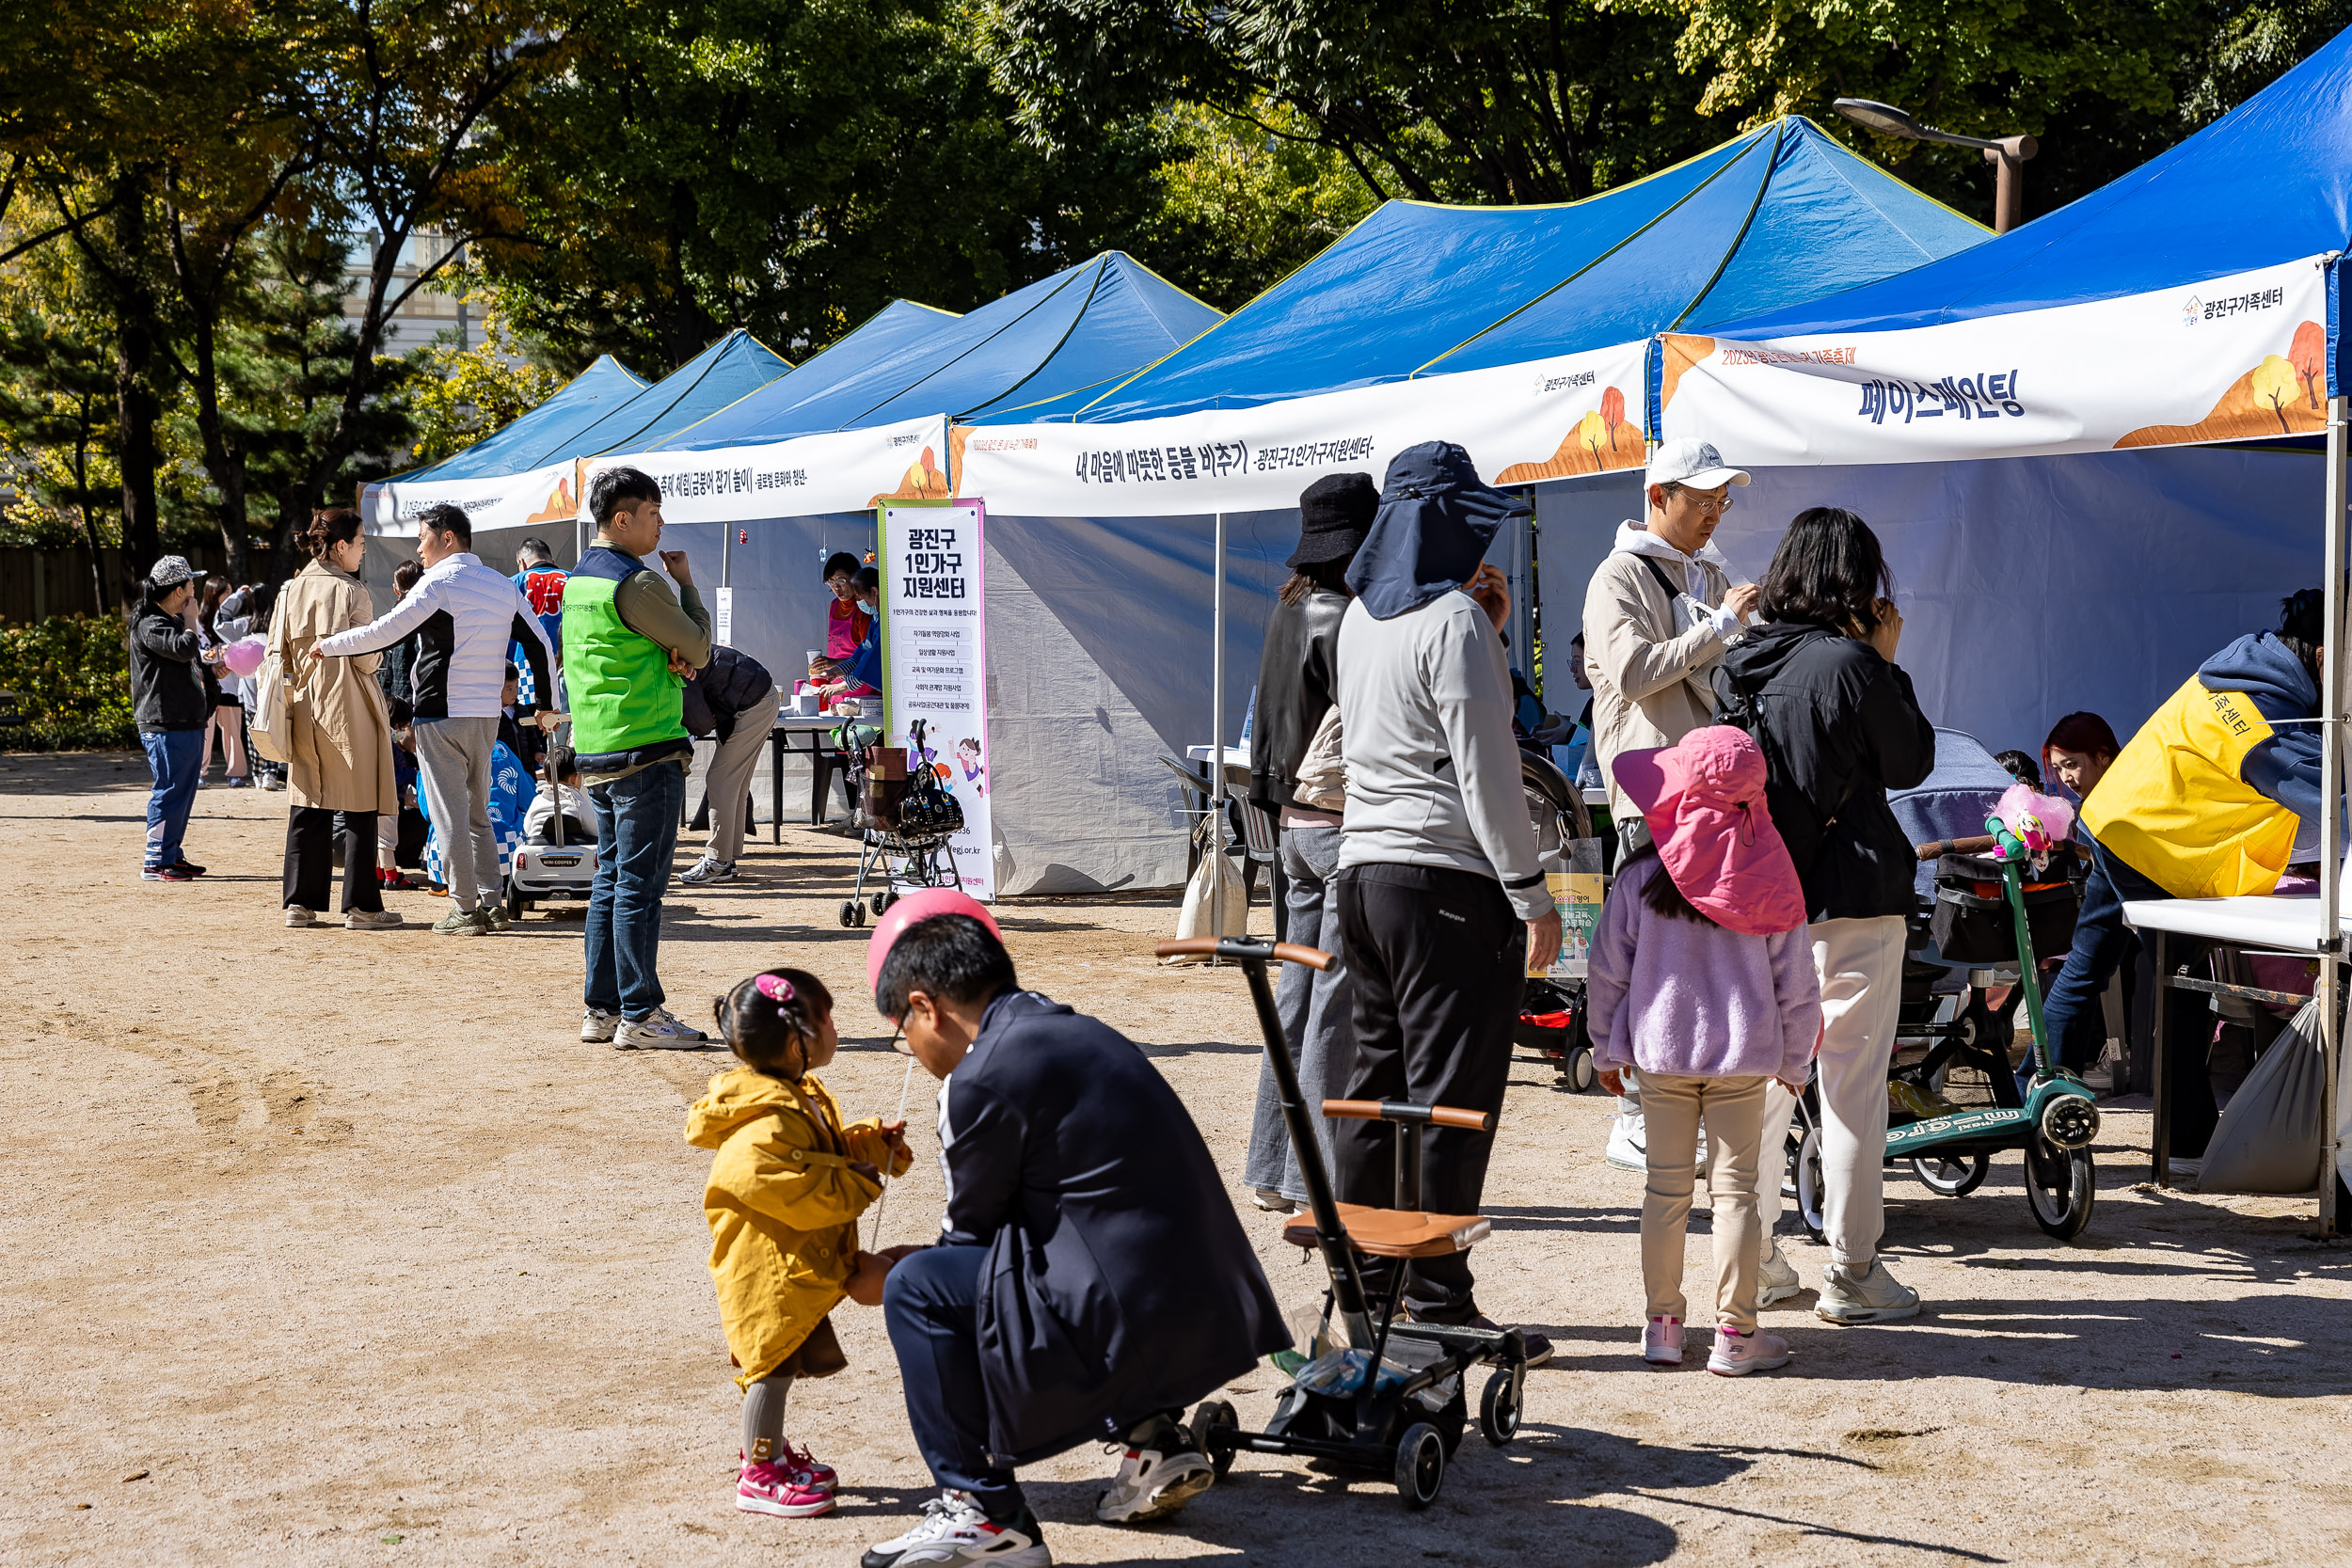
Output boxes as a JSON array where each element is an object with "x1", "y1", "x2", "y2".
[
  {"x1": 1655, "y1": 24, "x2": 2352, "y2": 1232},
  {"x1": 358, "y1": 331, "x2": 790, "y2": 602},
  {"x1": 955, "y1": 117, "x2": 1990, "y2": 895}
]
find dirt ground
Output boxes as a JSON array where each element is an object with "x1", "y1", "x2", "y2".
[{"x1": 5, "y1": 749, "x2": 2350, "y2": 1567}]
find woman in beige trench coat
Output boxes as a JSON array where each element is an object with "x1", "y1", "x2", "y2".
[{"x1": 270, "y1": 510, "x2": 401, "y2": 929}]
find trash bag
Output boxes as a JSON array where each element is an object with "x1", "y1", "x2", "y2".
[{"x1": 2199, "y1": 998, "x2": 2326, "y2": 1195}]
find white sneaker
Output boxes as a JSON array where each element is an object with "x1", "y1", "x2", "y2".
[
  {"x1": 345, "y1": 909, "x2": 403, "y2": 930},
  {"x1": 580, "y1": 1008, "x2": 619, "y2": 1044},
  {"x1": 1249, "y1": 1187, "x2": 1299, "y2": 1213},
  {"x1": 1642, "y1": 1314, "x2": 1684, "y2": 1366},
  {"x1": 863, "y1": 1490, "x2": 1050, "y2": 1567},
  {"x1": 1095, "y1": 1422, "x2": 1214, "y2": 1523},
  {"x1": 1708, "y1": 1327, "x2": 1792, "y2": 1376},
  {"x1": 1757, "y1": 1243, "x2": 1804, "y2": 1307},
  {"x1": 1817, "y1": 1258, "x2": 1922, "y2": 1324},
  {"x1": 679, "y1": 856, "x2": 737, "y2": 885},
  {"x1": 284, "y1": 907, "x2": 319, "y2": 928},
  {"x1": 614, "y1": 1006, "x2": 709, "y2": 1051},
  {"x1": 1605, "y1": 1111, "x2": 1646, "y2": 1171}
]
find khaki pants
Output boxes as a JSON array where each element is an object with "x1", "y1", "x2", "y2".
[
  {"x1": 1640, "y1": 1072, "x2": 1769, "y2": 1334},
  {"x1": 702, "y1": 686, "x2": 778, "y2": 863}
]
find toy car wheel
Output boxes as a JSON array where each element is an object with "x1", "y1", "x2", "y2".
[
  {"x1": 1562, "y1": 1044, "x2": 1597, "y2": 1094},
  {"x1": 1479, "y1": 1365, "x2": 1522, "y2": 1446},
  {"x1": 1394, "y1": 1422, "x2": 1445, "y2": 1509},
  {"x1": 1189, "y1": 1399, "x2": 1238, "y2": 1478},
  {"x1": 2025, "y1": 1133, "x2": 2096, "y2": 1241},
  {"x1": 1794, "y1": 1124, "x2": 1827, "y2": 1244},
  {"x1": 502, "y1": 879, "x2": 525, "y2": 922},
  {"x1": 1913, "y1": 1150, "x2": 1990, "y2": 1196},
  {"x1": 838, "y1": 899, "x2": 861, "y2": 928}
]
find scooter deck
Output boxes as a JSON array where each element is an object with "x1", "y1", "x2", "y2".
[{"x1": 1883, "y1": 1106, "x2": 2033, "y2": 1156}]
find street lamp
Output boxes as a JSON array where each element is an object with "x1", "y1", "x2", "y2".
[{"x1": 1834, "y1": 98, "x2": 2039, "y2": 234}]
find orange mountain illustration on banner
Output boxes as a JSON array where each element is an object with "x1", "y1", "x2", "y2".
[
  {"x1": 1656, "y1": 336, "x2": 1715, "y2": 417},
  {"x1": 1498, "y1": 384, "x2": 1643, "y2": 483},
  {"x1": 2117, "y1": 321, "x2": 2328, "y2": 447},
  {"x1": 525, "y1": 475, "x2": 577, "y2": 526},
  {"x1": 870, "y1": 445, "x2": 951, "y2": 506}
]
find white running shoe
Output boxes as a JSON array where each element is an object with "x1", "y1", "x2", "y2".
[
  {"x1": 861, "y1": 1491, "x2": 1050, "y2": 1567},
  {"x1": 1605, "y1": 1111, "x2": 1647, "y2": 1171},
  {"x1": 615, "y1": 1006, "x2": 709, "y2": 1051},
  {"x1": 1249, "y1": 1187, "x2": 1299, "y2": 1213},
  {"x1": 1817, "y1": 1258, "x2": 1922, "y2": 1324},
  {"x1": 1642, "y1": 1314, "x2": 1685, "y2": 1366},
  {"x1": 1757, "y1": 1243, "x2": 1804, "y2": 1307},
  {"x1": 580, "y1": 1008, "x2": 619, "y2": 1044},
  {"x1": 1708, "y1": 1327, "x2": 1792, "y2": 1376},
  {"x1": 679, "y1": 856, "x2": 737, "y2": 885},
  {"x1": 1095, "y1": 1421, "x2": 1214, "y2": 1523}
]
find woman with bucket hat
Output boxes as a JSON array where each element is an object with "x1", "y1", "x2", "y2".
[
  {"x1": 1242, "y1": 470, "x2": 1375, "y2": 1213},
  {"x1": 1587, "y1": 725, "x2": 1822, "y2": 1375}
]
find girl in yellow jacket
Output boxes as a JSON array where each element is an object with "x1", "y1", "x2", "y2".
[{"x1": 687, "y1": 968, "x2": 912, "y2": 1519}]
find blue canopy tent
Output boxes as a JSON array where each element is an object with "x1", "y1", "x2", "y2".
[
  {"x1": 380, "y1": 353, "x2": 645, "y2": 488},
  {"x1": 554, "y1": 329, "x2": 791, "y2": 467},
  {"x1": 954, "y1": 120, "x2": 1988, "y2": 895},
  {"x1": 1653, "y1": 32, "x2": 2352, "y2": 1225}
]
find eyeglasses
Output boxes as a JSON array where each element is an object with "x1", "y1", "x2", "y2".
[
  {"x1": 887, "y1": 1018, "x2": 911, "y2": 1055},
  {"x1": 1664, "y1": 483, "x2": 1734, "y2": 514}
]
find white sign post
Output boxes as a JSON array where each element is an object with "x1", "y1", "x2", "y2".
[{"x1": 879, "y1": 499, "x2": 993, "y2": 900}]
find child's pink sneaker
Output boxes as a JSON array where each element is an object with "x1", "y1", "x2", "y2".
[
  {"x1": 1643, "y1": 1315, "x2": 1685, "y2": 1366},
  {"x1": 783, "y1": 1441, "x2": 837, "y2": 1490},
  {"x1": 738, "y1": 1459, "x2": 834, "y2": 1518}
]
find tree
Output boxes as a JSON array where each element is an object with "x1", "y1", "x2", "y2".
[{"x1": 403, "y1": 288, "x2": 564, "y2": 465}]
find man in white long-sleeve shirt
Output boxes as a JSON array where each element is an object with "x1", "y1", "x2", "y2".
[
  {"x1": 1332, "y1": 442, "x2": 1560, "y2": 1359},
  {"x1": 314, "y1": 503, "x2": 555, "y2": 934}
]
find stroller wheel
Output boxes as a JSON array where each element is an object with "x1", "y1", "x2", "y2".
[
  {"x1": 1393, "y1": 1422, "x2": 1445, "y2": 1509},
  {"x1": 871, "y1": 891, "x2": 895, "y2": 917},
  {"x1": 1562, "y1": 1045, "x2": 1597, "y2": 1094},
  {"x1": 1188, "y1": 1399, "x2": 1238, "y2": 1478},
  {"x1": 838, "y1": 899, "x2": 862, "y2": 928},
  {"x1": 1479, "y1": 1365, "x2": 1523, "y2": 1446}
]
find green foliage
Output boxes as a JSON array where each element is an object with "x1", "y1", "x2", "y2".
[
  {"x1": 1136, "y1": 103, "x2": 1379, "y2": 309},
  {"x1": 0, "y1": 613, "x2": 136, "y2": 751},
  {"x1": 403, "y1": 293, "x2": 564, "y2": 465}
]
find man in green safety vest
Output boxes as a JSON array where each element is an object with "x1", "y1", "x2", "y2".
[{"x1": 567, "y1": 466, "x2": 714, "y2": 1049}]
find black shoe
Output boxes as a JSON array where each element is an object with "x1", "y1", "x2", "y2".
[{"x1": 173, "y1": 859, "x2": 208, "y2": 878}]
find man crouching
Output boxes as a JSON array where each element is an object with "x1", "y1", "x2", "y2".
[{"x1": 859, "y1": 893, "x2": 1287, "y2": 1568}]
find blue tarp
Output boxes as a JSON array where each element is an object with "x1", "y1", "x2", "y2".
[
  {"x1": 396, "y1": 355, "x2": 645, "y2": 483},
  {"x1": 558, "y1": 329, "x2": 791, "y2": 460},
  {"x1": 1715, "y1": 28, "x2": 2352, "y2": 341},
  {"x1": 1055, "y1": 119, "x2": 1986, "y2": 423},
  {"x1": 659, "y1": 254, "x2": 1218, "y2": 451}
]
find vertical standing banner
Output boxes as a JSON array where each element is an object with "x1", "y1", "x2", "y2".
[{"x1": 879, "y1": 499, "x2": 993, "y2": 900}]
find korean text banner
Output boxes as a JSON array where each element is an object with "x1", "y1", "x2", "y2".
[
  {"x1": 881, "y1": 499, "x2": 993, "y2": 901},
  {"x1": 580, "y1": 416, "x2": 952, "y2": 526},
  {"x1": 955, "y1": 341, "x2": 1650, "y2": 516},
  {"x1": 1657, "y1": 256, "x2": 2331, "y2": 467},
  {"x1": 361, "y1": 460, "x2": 582, "y2": 539}
]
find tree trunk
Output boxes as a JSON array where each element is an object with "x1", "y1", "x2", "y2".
[
  {"x1": 73, "y1": 424, "x2": 109, "y2": 613},
  {"x1": 110, "y1": 170, "x2": 162, "y2": 607}
]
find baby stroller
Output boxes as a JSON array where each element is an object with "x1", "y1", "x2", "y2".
[
  {"x1": 839, "y1": 718, "x2": 965, "y2": 927},
  {"x1": 1516, "y1": 746, "x2": 1602, "y2": 1092},
  {"x1": 1157, "y1": 935, "x2": 1533, "y2": 1509}
]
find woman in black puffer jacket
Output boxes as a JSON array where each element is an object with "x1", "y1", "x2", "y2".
[{"x1": 1714, "y1": 507, "x2": 1934, "y2": 1326}]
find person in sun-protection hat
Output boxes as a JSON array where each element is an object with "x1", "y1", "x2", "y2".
[
  {"x1": 852, "y1": 893, "x2": 1285, "y2": 1568},
  {"x1": 1241, "y1": 470, "x2": 1375, "y2": 1216},
  {"x1": 1329, "y1": 440, "x2": 1559, "y2": 1362}
]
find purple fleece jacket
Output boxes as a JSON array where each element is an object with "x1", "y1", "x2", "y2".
[{"x1": 1587, "y1": 854, "x2": 1823, "y2": 1083}]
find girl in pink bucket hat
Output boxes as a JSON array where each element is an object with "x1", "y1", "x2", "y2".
[{"x1": 1587, "y1": 725, "x2": 1822, "y2": 1376}]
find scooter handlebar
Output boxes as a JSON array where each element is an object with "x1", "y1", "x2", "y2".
[
  {"x1": 1323, "y1": 1099, "x2": 1494, "y2": 1132},
  {"x1": 1152, "y1": 937, "x2": 1334, "y2": 971}
]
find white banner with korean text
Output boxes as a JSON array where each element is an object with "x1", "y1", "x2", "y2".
[
  {"x1": 952, "y1": 341, "x2": 1651, "y2": 516},
  {"x1": 579, "y1": 416, "x2": 953, "y2": 525},
  {"x1": 880, "y1": 499, "x2": 993, "y2": 900},
  {"x1": 1656, "y1": 255, "x2": 2333, "y2": 467},
  {"x1": 360, "y1": 460, "x2": 583, "y2": 538}
]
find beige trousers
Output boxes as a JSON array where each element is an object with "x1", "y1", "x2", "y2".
[
  {"x1": 702, "y1": 686, "x2": 780, "y2": 863},
  {"x1": 1640, "y1": 1072, "x2": 1769, "y2": 1333}
]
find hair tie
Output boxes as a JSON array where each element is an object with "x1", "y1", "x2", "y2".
[{"x1": 755, "y1": 974, "x2": 796, "y2": 1005}]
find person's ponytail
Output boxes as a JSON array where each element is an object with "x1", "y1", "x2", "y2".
[{"x1": 305, "y1": 509, "x2": 363, "y2": 562}]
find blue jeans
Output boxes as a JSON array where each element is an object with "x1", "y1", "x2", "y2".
[
  {"x1": 140, "y1": 729, "x2": 204, "y2": 870},
  {"x1": 584, "y1": 758, "x2": 685, "y2": 1020},
  {"x1": 1244, "y1": 822, "x2": 1354, "y2": 1200},
  {"x1": 882, "y1": 1244, "x2": 1025, "y2": 1520}
]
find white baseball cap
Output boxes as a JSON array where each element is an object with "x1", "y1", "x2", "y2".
[{"x1": 1647, "y1": 437, "x2": 1750, "y2": 491}]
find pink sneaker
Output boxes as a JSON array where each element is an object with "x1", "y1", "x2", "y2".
[
  {"x1": 1643, "y1": 1315, "x2": 1685, "y2": 1366},
  {"x1": 783, "y1": 1441, "x2": 837, "y2": 1490},
  {"x1": 738, "y1": 1459, "x2": 834, "y2": 1518}
]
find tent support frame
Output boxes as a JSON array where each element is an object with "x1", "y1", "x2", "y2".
[
  {"x1": 2322, "y1": 392, "x2": 2346, "y2": 1237},
  {"x1": 1210, "y1": 512, "x2": 1230, "y2": 952}
]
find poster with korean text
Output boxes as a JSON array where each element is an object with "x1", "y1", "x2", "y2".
[{"x1": 880, "y1": 499, "x2": 993, "y2": 900}]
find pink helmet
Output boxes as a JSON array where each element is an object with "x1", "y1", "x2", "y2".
[{"x1": 866, "y1": 887, "x2": 1002, "y2": 997}]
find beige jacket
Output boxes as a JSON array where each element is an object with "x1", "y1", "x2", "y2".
[
  {"x1": 1581, "y1": 523, "x2": 1739, "y2": 818},
  {"x1": 271, "y1": 560, "x2": 399, "y2": 815}
]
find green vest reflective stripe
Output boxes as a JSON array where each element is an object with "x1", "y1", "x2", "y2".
[{"x1": 562, "y1": 565, "x2": 685, "y2": 757}]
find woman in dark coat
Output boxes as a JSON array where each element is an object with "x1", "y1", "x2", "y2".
[{"x1": 1715, "y1": 507, "x2": 1934, "y2": 1326}]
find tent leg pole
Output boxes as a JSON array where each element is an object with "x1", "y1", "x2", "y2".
[
  {"x1": 2321, "y1": 393, "x2": 2348, "y2": 1237},
  {"x1": 1211, "y1": 512, "x2": 1229, "y2": 949}
]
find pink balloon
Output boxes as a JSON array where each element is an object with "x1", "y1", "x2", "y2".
[
  {"x1": 866, "y1": 887, "x2": 1001, "y2": 1001},
  {"x1": 218, "y1": 636, "x2": 267, "y2": 677}
]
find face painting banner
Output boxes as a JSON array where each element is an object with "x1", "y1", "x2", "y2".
[
  {"x1": 1657, "y1": 255, "x2": 2332, "y2": 467},
  {"x1": 580, "y1": 416, "x2": 952, "y2": 526},
  {"x1": 880, "y1": 499, "x2": 993, "y2": 900},
  {"x1": 361, "y1": 460, "x2": 583, "y2": 538},
  {"x1": 954, "y1": 341, "x2": 1650, "y2": 516}
]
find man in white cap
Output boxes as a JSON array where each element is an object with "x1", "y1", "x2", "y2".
[{"x1": 1581, "y1": 436, "x2": 1757, "y2": 1175}]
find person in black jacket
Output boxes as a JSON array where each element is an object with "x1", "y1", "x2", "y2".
[
  {"x1": 1242, "y1": 471, "x2": 1375, "y2": 1213},
  {"x1": 1714, "y1": 507, "x2": 1934, "y2": 1326},
  {"x1": 130, "y1": 556, "x2": 229, "y2": 881},
  {"x1": 864, "y1": 909, "x2": 1286, "y2": 1568},
  {"x1": 679, "y1": 643, "x2": 779, "y2": 884}
]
